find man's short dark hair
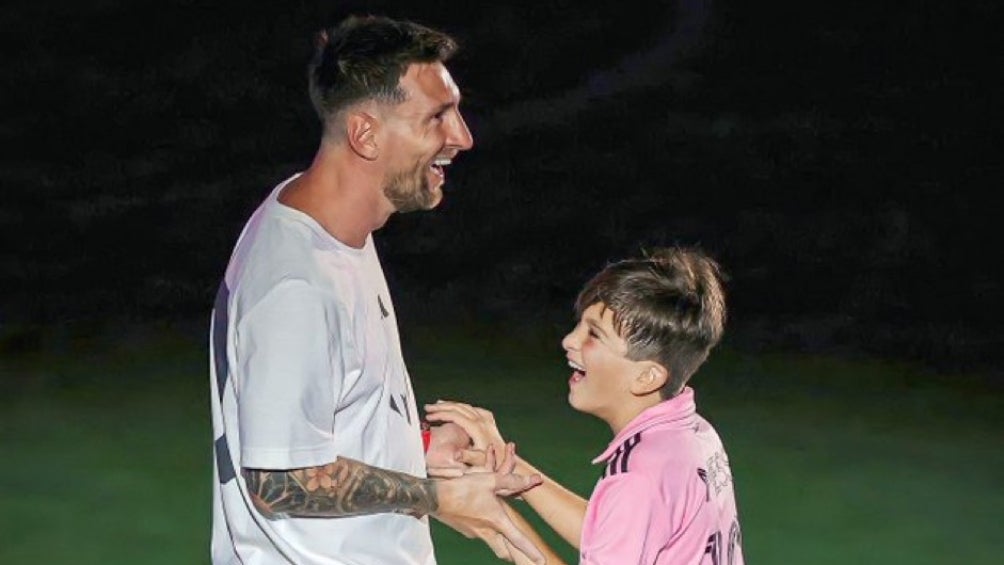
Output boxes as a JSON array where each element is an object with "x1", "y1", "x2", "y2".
[
  {"x1": 308, "y1": 15, "x2": 458, "y2": 137},
  {"x1": 575, "y1": 247, "x2": 727, "y2": 398}
]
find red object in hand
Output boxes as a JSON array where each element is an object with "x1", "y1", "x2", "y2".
[{"x1": 421, "y1": 422, "x2": 431, "y2": 453}]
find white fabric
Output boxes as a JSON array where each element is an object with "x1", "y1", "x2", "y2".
[{"x1": 209, "y1": 175, "x2": 435, "y2": 564}]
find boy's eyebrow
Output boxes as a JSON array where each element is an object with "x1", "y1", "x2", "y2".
[{"x1": 585, "y1": 317, "x2": 609, "y2": 338}]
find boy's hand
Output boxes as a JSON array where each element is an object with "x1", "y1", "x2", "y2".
[
  {"x1": 425, "y1": 401, "x2": 507, "y2": 470},
  {"x1": 486, "y1": 442, "x2": 539, "y2": 497}
]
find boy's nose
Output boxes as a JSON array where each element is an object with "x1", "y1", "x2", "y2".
[{"x1": 561, "y1": 326, "x2": 582, "y2": 352}]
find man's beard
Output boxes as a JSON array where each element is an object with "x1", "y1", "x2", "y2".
[{"x1": 383, "y1": 160, "x2": 439, "y2": 213}]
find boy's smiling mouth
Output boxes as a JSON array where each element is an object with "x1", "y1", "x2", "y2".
[{"x1": 569, "y1": 360, "x2": 586, "y2": 384}]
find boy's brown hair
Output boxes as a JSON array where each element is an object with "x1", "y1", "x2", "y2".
[{"x1": 575, "y1": 247, "x2": 727, "y2": 398}]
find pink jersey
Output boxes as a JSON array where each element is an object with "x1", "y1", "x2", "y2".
[{"x1": 580, "y1": 388, "x2": 744, "y2": 565}]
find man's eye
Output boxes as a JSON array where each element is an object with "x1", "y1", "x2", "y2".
[{"x1": 587, "y1": 329, "x2": 599, "y2": 339}]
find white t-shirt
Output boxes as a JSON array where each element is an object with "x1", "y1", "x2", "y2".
[{"x1": 209, "y1": 175, "x2": 435, "y2": 564}]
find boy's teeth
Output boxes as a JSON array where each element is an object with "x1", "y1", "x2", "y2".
[
  {"x1": 568, "y1": 360, "x2": 585, "y2": 371},
  {"x1": 434, "y1": 158, "x2": 451, "y2": 166}
]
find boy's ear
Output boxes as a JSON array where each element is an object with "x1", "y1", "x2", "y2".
[
  {"x1": 631, "y1": 361, "x2": 669, "y2": 396},
  {"x1": 345, "y1": 110, "x2": 380, "y2": 161}
]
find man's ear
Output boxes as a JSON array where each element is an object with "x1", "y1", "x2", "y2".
[
  {"x1": 345, "y1": 110, "x2": 379, "y2": 161},
  {"x1": 631, "y1": 361, "x2": 669, "y2": 396}
]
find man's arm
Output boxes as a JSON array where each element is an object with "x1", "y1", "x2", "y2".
[
  {"x1": 243, "y1": 457, "x2": 436, "y2": 519},
  {"x1": 243, "y1": 452, "x2": 547, "y2": 564},
  {"x1": 426, "y1": 401, "x2": 589, "y2": 548}
]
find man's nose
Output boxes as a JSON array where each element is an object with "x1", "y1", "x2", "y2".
[{"x1": 447, "y1": 111, "x2": 474, "y2": 151}]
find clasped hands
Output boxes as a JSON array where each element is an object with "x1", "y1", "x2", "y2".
[{"x1": 424, "y1": 402, "x2": 542, "y2": 564}]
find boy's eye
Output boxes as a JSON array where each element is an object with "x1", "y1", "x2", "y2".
[{"x1": 587, "y1": 329, "x2": 599, "y2": 339}]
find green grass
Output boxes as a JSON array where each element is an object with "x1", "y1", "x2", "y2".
[{"x1": 1, "y1": 325, "x2": 1000, "y2": 564}]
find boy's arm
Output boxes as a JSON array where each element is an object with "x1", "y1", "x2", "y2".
[
  {"x1": 426, "y1": 401, "x2": 589, "y2": 548},
  {"x1": 243, "y1": 456, "x2": 546, "y2": 564},
  {"x1": 512, "y1": 457, "x2": 588, "y2": 549},
  {"x1": 502, "y1": 502, "x2": 568, "y2": 565}
]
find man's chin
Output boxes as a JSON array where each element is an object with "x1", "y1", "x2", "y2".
[
  {"x1": 424, "y1": 187, "x2": 444, "y2": 209},
  {"x1": 386, "y1": 178, "x2": 444, "y2": 213},
  {"x1": 412, "y1": 185, "x2": 443, "y2": 211},
  {"x1": 394, "y1": 194, "x2": 441, "y2": 214}
]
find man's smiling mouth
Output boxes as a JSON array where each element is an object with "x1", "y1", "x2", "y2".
[{"x1": 430, "y1": 156, "x2": 451, "y2": 176}]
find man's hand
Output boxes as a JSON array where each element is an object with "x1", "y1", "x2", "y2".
[
  {"x1": 425, "y1": 401, "x2": 507, "y2": 470},
  {"x1": 425, "y1": 422, "x2": 472, "y2": 478},
  {"x1": 433, "y1": 445, "x2": 545, "y2": 563}
]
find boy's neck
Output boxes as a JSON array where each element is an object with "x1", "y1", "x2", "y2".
[{"x1": 605, "y1": 393, "x2": 664, "y2": 436}]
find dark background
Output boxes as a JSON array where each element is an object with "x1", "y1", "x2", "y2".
[{"x1": 2, "y1": 0, "x2": 1001, "y2": 374}]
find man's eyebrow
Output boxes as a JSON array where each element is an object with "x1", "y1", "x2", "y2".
[{"x1": 430, "y1": 100, "x2": 456, "y2": 116}]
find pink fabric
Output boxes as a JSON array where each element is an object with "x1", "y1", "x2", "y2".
[{"x1": 580, "y1": 388, "x2": 744, "y2": 565}]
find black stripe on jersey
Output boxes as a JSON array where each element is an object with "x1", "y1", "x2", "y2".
[
  {"x1": 604, "y1": 432, "x2": 642, "y2": 477},
  {"x1": 697, "y1": 468, "x2": 710, "y2": 501},
  {"x1": 211, "y1": 281, "x2": 237, "y2": 485},
  {"x1": 603, "y1": 446, "x2": 621, "y2": 479},
  {"x1": 212, "y1": 282, "x2": 230, "y2": 401},
  {"x1": 215, "y1": 434, "x2": 236, "y2": 484},
  {"x1": 620, "y1": 433, "x2": 641, "y2": 474}
]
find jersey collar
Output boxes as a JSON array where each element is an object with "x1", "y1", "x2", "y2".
[{"x1": 591, "y1": 386, "x2": 698, "y2": 464}]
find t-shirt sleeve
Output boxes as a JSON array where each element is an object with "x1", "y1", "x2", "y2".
[
  {"x1": 235, "y1": 280, "x2": 346, "y2": 470},
  {"x1": 580, "y1": 473, "x2": 664, "y2": 565}
]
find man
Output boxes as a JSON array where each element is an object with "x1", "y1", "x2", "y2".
[{"x1": 209, "y1": 15, "x2": 543, "y2": 564}]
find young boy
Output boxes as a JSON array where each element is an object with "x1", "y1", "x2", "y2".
[{"x1": 427, "y1": 247, "x2": 744, "y2": 564}]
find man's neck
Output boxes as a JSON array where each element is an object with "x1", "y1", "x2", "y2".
[{"x1": 278, "y1": 144, "x2": 391, "y2": 248}]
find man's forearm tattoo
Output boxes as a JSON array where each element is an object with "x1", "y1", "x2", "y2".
[{"x1": 242, "y1": 457, "x2": 438, "y2": 520}]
